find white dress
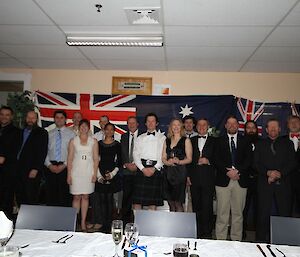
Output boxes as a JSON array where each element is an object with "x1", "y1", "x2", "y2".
[{"x1": 70, "y1": 136, "x2": 95, "y2": 195}]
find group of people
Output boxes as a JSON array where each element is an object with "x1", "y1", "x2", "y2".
[{"x1": 0, "y1": 105, "x2": 299, "y2": 243}]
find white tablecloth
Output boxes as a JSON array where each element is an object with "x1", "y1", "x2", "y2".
[{"x1": 7, "y1": 229, "x2": 300, "y2": 257}]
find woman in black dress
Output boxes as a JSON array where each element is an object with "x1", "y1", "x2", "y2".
[
  {"x1": 95, "y1": 123, "x2": 122, "y2": 231},
  {"x1": 162, "y1": 118, "x2": 192, "y2": 212}
]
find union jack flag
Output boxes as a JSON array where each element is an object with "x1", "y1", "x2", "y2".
[
  {"x1": 33, "y1": 91, "x2": 136, "y2": 135},
  {"x1": 291, "y1": 102, "x2": 300, "y2": 117},
  {"x1": 236, "y1": 97, "x2": 265, "y2": 135}
]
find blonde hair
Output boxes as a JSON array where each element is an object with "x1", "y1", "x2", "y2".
[{"x1": 167, "y1": 118, "x2": 185, "y2": 139}]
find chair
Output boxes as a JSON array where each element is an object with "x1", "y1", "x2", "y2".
[
  {"x1": 134, "y1": 210, "x2": 197, "y2": 238},
  {"x1": 15, "y1": 204, "x2": 77, "y2": 232},
  {"x1": 270, "y1": 216, "x2": 300, "y2": 246}
]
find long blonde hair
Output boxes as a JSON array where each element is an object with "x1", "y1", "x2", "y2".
[{"x1": 167, "y1": 118, "x2": 185, "y2": 139}]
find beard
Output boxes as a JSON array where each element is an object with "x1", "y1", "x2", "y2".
[{"x1": 25, "y1": 122, "x2": 37, "y2": 129}]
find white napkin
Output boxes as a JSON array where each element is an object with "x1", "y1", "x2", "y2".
[{"x1": 0, "y1": 211, "x2": 13, "y2": 239}]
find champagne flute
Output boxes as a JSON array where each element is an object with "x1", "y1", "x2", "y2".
[
  {"x1": 125, "y1": 223, "x2": 139, "y2": 246},
  {"x1": 111, "y1": 220, "x2": 123, "y2": 257}
]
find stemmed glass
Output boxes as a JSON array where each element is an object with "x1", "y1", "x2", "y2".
[
  {"x1": 111, "y1": 220, "x2": 123, "y2": 257},
  {"x1": 124, "y1": 223, "x2": 139, "y2": 247}
]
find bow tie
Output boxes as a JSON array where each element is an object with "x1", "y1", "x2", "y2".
[
  {"x1": 291, "y1": 133, "x2": 299, "y2": 138},
  {"x1": 198, "y1": 135, "x2": 207, "y2": 139},
  {"x1": 147, "y1": 131, "x2": 155, "y2": 136}
]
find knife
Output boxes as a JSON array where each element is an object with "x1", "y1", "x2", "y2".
[
  {"x1": 267, "y1": 245, "x2": 276, "y2": 257},
  {"x1": 256, "y1": 244, "x2": 267, "y2": 257}
]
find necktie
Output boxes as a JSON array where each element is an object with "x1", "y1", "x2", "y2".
[
  {"x1": 55, "y1": 129, "x2": 62, "y2": 162},
  {"x1": 291, "y1": 133, "x2": 299, "y2": 138},
  {"x1": 230, "y1": 136, "x2": 236, "y2": 167},
  {"x1": 17, "y1": 128, "x2": 31, "y2": 160},
  {"x1": 147, "y1": 131, "x2": 155, "y2": 136},
  {"x1": 270, "y1": 140, "x2": 276, "y2": 155},
  {"x1": 129, "y1": 134, "x2": 134, "y2": 162}
]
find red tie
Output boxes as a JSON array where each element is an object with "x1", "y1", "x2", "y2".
[{"x1": 291, "y1": 133, "x2": 300, "y2": 138}]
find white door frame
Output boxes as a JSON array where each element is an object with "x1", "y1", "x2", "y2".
[{"x1": 0, "y1": 71, "x2": 31, "y2": 91}]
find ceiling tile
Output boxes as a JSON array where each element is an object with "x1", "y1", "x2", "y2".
[
  {"x1": 250, "y1": 46, "x2": 300, "y2": 62},
  {"x1": 0, "y1": 58, "x2": 28, "y2": 68},
  {"x1": 0, "y1": 0, "x2": 52, "y2": 25},
  {"x1": 93, "y1": 59, "x2": 165, "y2": 70},
  {"x1": 166, "y1": 46, "x2": 255, "y2": 61},
  {"x1": 263, "y1": 26, "x2": 300, "y2": 46},
  {"x1": 168, "y1": 60, "x2": 243, "y2": 71},
  {"x1": 165, "y1": 26, "x2": 272, "y2": 47},
  {"x1": 80, "y1": 47, "x2": 165, "y2": 61},
  {"x1": 0, "y1": 45, "x2": 85, "y2": 59},
  {"x1": 19, "y1": 58, "x2": 95, "y2": 69},
  {"x1": 241, "y1": 61, "x2": 300, "y2": 72},
  {"x1": 36, "y1": 0, "x2": 161, "y2": 26},
  {"x1": 0, "y1": 25, "x2": 66, "y2": 45},
  {"x1": 163, "y1": 0, "x2": 297, "y2": 26},
  {"x1": 281, "y1": 3, "x2": 300, "y2": 25}
]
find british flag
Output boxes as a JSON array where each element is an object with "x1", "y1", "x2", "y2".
[
  {"x1": 236, "y1": 97, "x2": 265, "y2": 135},
  {"x1": 33, "y1": 91, "x2": 136, "y2": 135}
]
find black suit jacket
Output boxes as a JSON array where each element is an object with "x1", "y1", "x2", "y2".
[
  {"x1": 121, "y1": 130, "x2": 140, "y2": 175},
  {"x1": 214, "y1": 134, "x2": 252, "y2": 188},
  {"x1": 254, "y1": 136, "x2": 297, "y2": 188},
  {"x1": 188, "y1": 136, "x2": 216, "y2": 186},
  {"x1": 17, "y1": 126, "x2": 48, "y2": 177}
]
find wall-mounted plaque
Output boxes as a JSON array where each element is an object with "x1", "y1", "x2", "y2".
[{"x1": 112, "y1": 76, "x2": 152, "y2": 95}]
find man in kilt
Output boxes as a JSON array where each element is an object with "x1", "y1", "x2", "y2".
[{"x1": 132, "y1": 113, "x2": 166, "y2": 210}]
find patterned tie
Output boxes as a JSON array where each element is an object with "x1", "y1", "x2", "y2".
[
  {"x1": 129, "y1": 134, "x2": 134, "y2": 162},
  {"x1": 55, "y1": 129, "x2": 62, "y2": 161},
  {"x1": 230, "y1": 136, "x2": 236, "y2": 167}
]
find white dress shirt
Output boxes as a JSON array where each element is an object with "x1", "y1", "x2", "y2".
[
  {"x1": 45, "y1": 126, "x2": 76, "y2": 166},
  {"x1": 198, "y1": 134, "x2": 208, "y2": 153},
  {"x1": 133, "y1": 130, "x2": 166, "y2": 171}
]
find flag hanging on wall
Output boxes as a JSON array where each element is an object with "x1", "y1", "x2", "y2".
[{"x1": 33, "y1": 91, "x2": 297, "y2": 137}]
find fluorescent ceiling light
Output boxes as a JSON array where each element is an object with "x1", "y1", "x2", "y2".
[{"x1": 66, "y1": 35, "x2": 163, "y2": 47}]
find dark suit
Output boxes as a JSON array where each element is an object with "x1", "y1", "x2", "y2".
[
  {"x1": 121, "y1": 130, "x2": 139, "y2": 224},
  {"x1": 215, "y1": 134, "x2": 252, "y2": 188},
  {"x1": 254, "y1": 136, "x2": 297, "y2": 242},
  {"x1": 16, "y1": 126, "x2": 48, "y2": 205},
  {"x1": 189, "y1": 135, "x2": 215, "y2": 239},
  {"x1": 0, "y1": 123, "x2": 21, "y2": 218}
]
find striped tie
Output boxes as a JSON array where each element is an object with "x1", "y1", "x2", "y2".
[{"x1": 55, "y1": 129, "x2": 62, "y2": 162}]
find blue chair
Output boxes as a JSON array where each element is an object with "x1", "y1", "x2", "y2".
[
  {"x1": 134, "y1": 210, "x2": 197, "y2": 238},
  {"x1": 15, "y1": 204, "x2": 77, "y2": 232}
]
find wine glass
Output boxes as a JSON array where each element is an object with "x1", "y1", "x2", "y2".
[
  {"x1": 111, "y1": 220, "x2": 123, "y2": 257},
  {"x1": 125, "y1": 223, "x2": 139, "y2": 246}
]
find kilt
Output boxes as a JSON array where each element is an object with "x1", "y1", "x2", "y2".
[{"x1": 132, "y1": 168, "x2": 163, "y2": 206}]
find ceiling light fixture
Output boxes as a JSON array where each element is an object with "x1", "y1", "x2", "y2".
[{"x1": 66, "y1": 35, "x2": 163, "y2": 47}]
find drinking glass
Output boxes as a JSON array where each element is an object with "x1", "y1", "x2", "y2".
[{"x1": 111, "y1": 220, "x2": 123, "y2": 257}]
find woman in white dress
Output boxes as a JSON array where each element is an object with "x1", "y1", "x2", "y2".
[{"x1": 67, "y1": 119, "x2": 99, "y2": 232}]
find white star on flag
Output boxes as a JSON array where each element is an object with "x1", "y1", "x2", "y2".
[{"x1": 179, "y1": 104, "x2": 194, "y2": 117}]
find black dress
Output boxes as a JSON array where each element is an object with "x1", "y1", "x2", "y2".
[
  {"x1": 163, "y1": 137, "x2": 187, "y2": 203},
  {"x1": 96, "y1": 140, "x2": 122, "y2": 194}
]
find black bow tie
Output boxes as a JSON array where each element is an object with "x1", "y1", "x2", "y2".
[
  {"x1": 147, "y1": 132, "x2": 155, "y2": 136},
  {"x1": 198, "y1": 135, "x2": 207, "y2": 139}
]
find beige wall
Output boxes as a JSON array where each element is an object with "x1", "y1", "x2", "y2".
[{"x1": 1, "y1": 68, "x2": 300, "y2": 102}]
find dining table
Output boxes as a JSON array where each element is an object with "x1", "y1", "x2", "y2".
[{"x1": 6, "y1": 229, "x2": 300, "y2": 257}]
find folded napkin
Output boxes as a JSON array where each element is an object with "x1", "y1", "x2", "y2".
[{"x1": 0, "y1": 211, "x2": 13, "y2": 239}]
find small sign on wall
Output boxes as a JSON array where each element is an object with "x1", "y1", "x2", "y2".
[{"x1": 112, "y1": 76, "x2": 152, "y2": 95}]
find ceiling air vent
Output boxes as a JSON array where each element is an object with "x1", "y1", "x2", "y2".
[{"x1": 124, "y1": 7, "x2": 160, "y2": 25}]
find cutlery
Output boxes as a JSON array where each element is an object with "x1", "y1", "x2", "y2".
[
  {"x1": 276, "y1": 248, "x2": 286, "y2": 257},
  {"x1": 267, "y1": 245, "x2": 276, "y2": 257},
  {"x1": 60, "y1": 235, "x2": 73, "y2": 243},
  {"x1": 20, "y1": 244, "x2": 30, "y2": 249},
  {"x1": 52, "y1": 234, "x2": 70, "y2": 243},
  {"x1": 256, "y1": 244, "x2": 267, "y2": 257},
  {"x1": 193, "y1": 242, "x2": 197, "y2": 251},
  {"x1": 187, "y1": 241, "x2": 190, "y2": 249},
  {"x1": 163, "y1": 252, "x2": 171, "y2": 255}
]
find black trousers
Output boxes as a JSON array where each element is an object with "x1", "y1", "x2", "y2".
[
  {"x1": 256, "y1": 181, "x2": 292, "y2": 243},
  {"x1": 0, "y1": 170, "x2": 15, "y2": 219},
  {"x1": 16, "y1": 175, "x2": 40, "y2": 206},
  {"x1": 121, "y1": 175, "x2": 135, "y2": 224},
  {"x1": 243, "y1": 176, "x2": 258, "y2": 233},
  {"x1": 291, "y1": 169, "x2": 300, "y2": 215},
  {"x1": 191, "y1": 182, "x2": 214, "y2": 239},
  {"x1": 45, "y1": 166, "x2": 71, "y2": 207}
]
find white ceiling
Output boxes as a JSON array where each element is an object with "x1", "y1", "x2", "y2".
[{"x1": 0, "y1": 0, "x2": 299, "y2": 72}]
